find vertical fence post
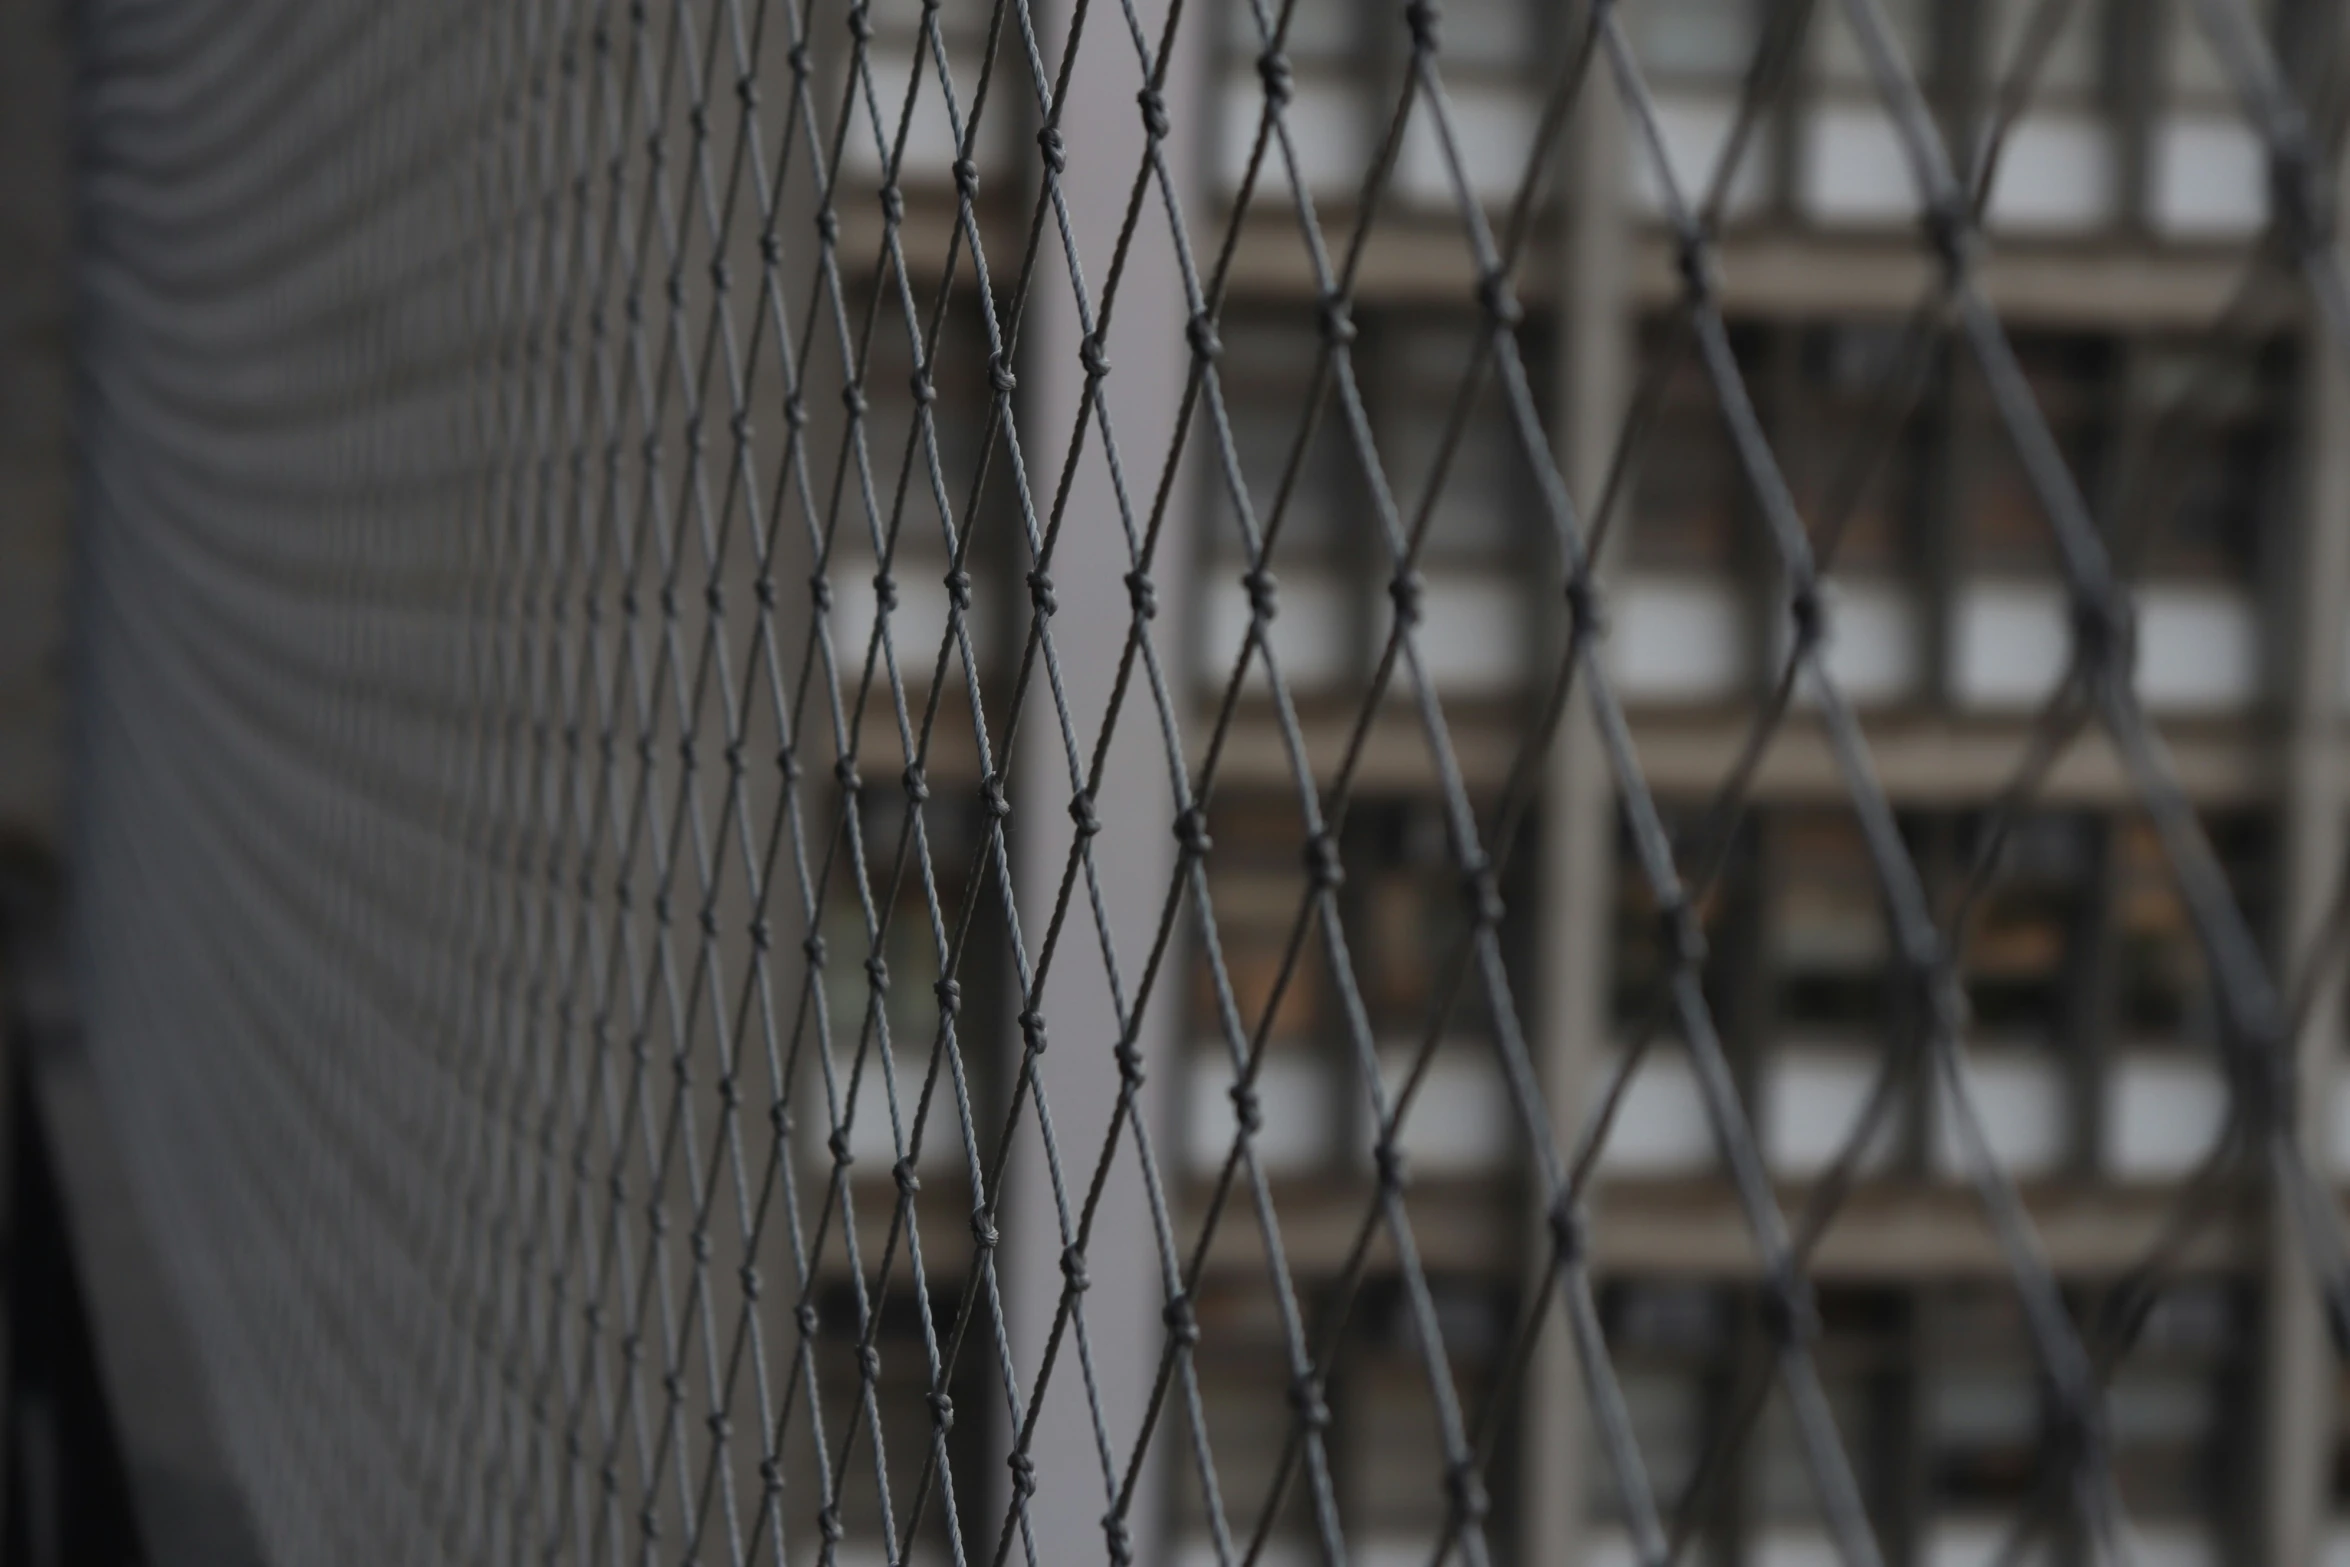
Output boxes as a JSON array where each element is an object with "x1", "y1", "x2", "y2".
[
  {"x1": 1000, "y1": 0, "x2": 1206, "y2": 1558},
  {"x1": 2264, "y1": 161, "x2": 2350, "y2": 1567},
  {"x1": 1526, "y1": 28, "x2": 1631, "y2": 1564}
]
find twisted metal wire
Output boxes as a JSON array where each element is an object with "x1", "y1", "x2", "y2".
[{"x1": 64, "y1": 0, "x2": 2350, "y2": 1563}]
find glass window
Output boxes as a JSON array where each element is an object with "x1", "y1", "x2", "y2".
[
  {"x1": 802, "y1": 1286, "x2": 972, "y2": 1560},
  {"x1": 1343, "y1": 797, "x2": 1498, "y2": 1040},
  {"x1": 1339, "y1": 1278, "x2": 1510, "y2": 1540},
  {"x1": 1926, "y1": 1286, "x2": 2041, "y2": 1514},
  {"x1": 2125, "y1": 338, "x2": 2292, "y2": 583},
  {"x1": 823, "y1": 794, "x2": 979, "y2": 1072},
  {"x1": 854, "y1": 293, "x2": 994, "y2": 550},
  {"x1": 2164, "y1": 0, "x2": 2272, "y2": 101},
  {"x1": 1819, "y1": 0, "x2": 1937, "y2": 92},
  {"x1": 1986, "y1": 0, "x2": 2109, "y2": 99},
  {"x1": 1958, "y1": 811, "x2": 2095, "y2": 1039},
  {"x1": 1753, "y1": 1289, "x2": 1905, "y2": 1525},
  {"x1": 1610, "y1": 804, "x2": 1739, "y2": 1032},
  {"x1": 1224, "y1": 0, "x2": 1356, "y2": 62},
  {"x1": 1627, "y1": 319, "x2": 1759, "y2": 571},
  {"x1": 1785, "y1": 321, "x2": 1935, "y2": 573},
  {"x1": 2113, "y1": 813, "x2": 2273, "y2": 1044},
  {"x1": 1595, "y1": 1282, "x2": 1735, "y2": 1522},
  {"x1": 1770, "y1": 811, "x2": 1900, "y2": 1036},
  {"x1": 1377, "y1": 318, "x2": 1531, "y2": 565},
  {"x1": 1219, "y1": 309, "x2": 1350, "y2": 561},
  {"x1": 1961, "y1": 333, "x2": 2116, "y2": 575},
  {"x1": 1631, "y1": 0, "x2": 1766, "y2": 83},
  {"x1": 1175, "y1": 1280, "x2": 1318, "y2": 1548},
  {"x1": 1197, "y1": 791, "x2": 1328, "y2": 1050},
  {"x1": 2105, "y1": 1281, "x2": 2245, "y2": 1522},
  {"x1": 1420, "y1": 0, "x2": 1536, "y2": 69}
]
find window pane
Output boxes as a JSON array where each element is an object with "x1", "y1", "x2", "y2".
[
  {"x1": 1786, "y1": 321, "x2": 1933, "y2": 572},
  {"x1": 2127, "y1": 339, "x2": 2291, "y2": 582},
  {"x1": 1344, "y1": 797, "x2": 1498, "y2": 1038},
  {"x1": 1175, "y1": 1281, "x2": 1318, "y2": 1546},
  {"x1": 2165, "y1": 0, "x2": 2272, "y2": 99},
  {"x1": 1771, "y1": 811, "x2": 1901, "y2": 1034},
  {"x1": 1632, "y1": 0, "x2": 1765, "y2": 82},
  {"x1": 1377, "y1": 319, "x2": 1528, "y2": 563},
  {"x1": 1628, "y1": 319, "x2": 1761, "y2": 570},
  {"x1": 1753, "y1": 1288, "x2": 1905, "y2": 1521},
  {"x1": 1342, "y1": 1280, "x2": 1509, "y2": 1538},
  {"x1": 1220, "y1": 310, "x2": 1349, "y2": 558},
  {"x1": 1199, "y1": 792, "x2": 1327, "y2": 1048},
  {"x1": 2106, "y1": 1282, "x2": 2245, "y2": 1524},
  {"x1": 2113, "y1": 813, "x2": 2272, "y2": 1042},
  {"x1": 1596, "y1": 1282, "x2": 1735, "y2": 1522},
  {"x1": 1927, "y1": 1287, "x2": 2041, "y2": 1513},
  {"x1": 1422, "y1": 0, "x2": 1535, "y2": 67},
  {"x1": 859, "y1": 293, "x2": 993, "y2": 540},
  {"x1": 1611, "y1": 804, "x2": 1736, "y2": 1030},
  {"x1": 1820, "y1": 0, "x2": 1936, "y2": 90},
  {"x1": 1225, "y1": 0, "x2": 1356, "y2": 61},
  {"x1": 1960, "y1": 812, "x2": 2095, "y2": 1038},
  {"x1": 1962, "y1": 333, "x2": 2115, "y2": 573},
  {"x1": 1987, "y1": 0, "x2": 2107, "y2": 98}
]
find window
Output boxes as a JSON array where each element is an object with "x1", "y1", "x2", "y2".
[
  {"x1": 1627, "y1": 319, "x2": 1758, "y2": 572},
  {"x1": 1770, "y1": 811, "x2": 1900, "y2": 1037},
  {"x1": 1218, "y1": 308, "x2": 1351, "y2": 563},
  {"x1": 836, "y1": 792, "x2": 977, "y2": 1056},
  {"x1": 1627, "y1": 0, "x2": 1777, "y2": 217},
  {"x1": 1752, "y1": 1289, "x2": 1906, "y2": 1534},
  {"x1": 1980, "y1": 0, "x2": 2122, "y2": 233},
  {"x1": 1337, "y1": 1278, "x2": 1512, "y2": 1546},
  {"x1": 1802, "y1": 0, "x2": 1947, "y2": 225},
  {"x1": 1222, "y1": 0, "x2": 1355, "y2": 62},
  {"x1": 1985, "y1": 0, "x2": 2109, "y2": 100},
  {"x1": 2105, "y1": 1281, "x2": 2246, "y2": 1526},
  {"x1": 1196, "y1": 791, "x2": 1327, "y2": 1051},
  {"x1": 1960, "y1": 333, "x2": 2116, "y2": 574},
  {"x1": 1172, "y1": 1279, "x2": 1320, "y2": 1553},
  {"x1": 2112, "y1": 813, "x2": 2273, "y2": 1044},
  {"x1": 1419, "y1": 0, "x2": 1535, "y2": 71},
  {"x1": 1958, "y1": 811, "x2": 2096, "y2": 1039},
  {"x1": 1925, "y1": 1286, "x2": 2042, "y2": 1517},
  {"x1": 2150, "y1": 0, "x2": 2276, "y2": 236},
  {"x1": 1784, "y1": 321, "x2": 1935, "y2": 574},
  {"x1": 1595, "y1": 1282, "x2": 1737, "y2": 1525},
  {"x1": 1610, "y1": 804, "x2": 1739, "y2": 1032},
  {"x1": 1818, "y1": 0, "x2": 1937, "y2": 94},
  {"x1": 847, "y1": 290, "x2": 997, "y2": 555},
  {"x1": 1374, "y1": 317, "x2": 1532, "y2": 567},
  {"x1": 2162, "y1": 0, "x2": 2262, "y2": 103},
  {"x1": 845, "y1": 1, "x2": 1010, "y2": 185},
  {"x1": 2123, "y1": 338, "x2": 2292, "y2": 583},
  {"x1": 1343, "y1": 796, "x2": 1500, "y2": 1041},
  {"x1": 800, "y1": 1285, "x2": 979, "y2": 1564},
  {"x1": 1630, "y1": 0, "x2": 1764, "y2": 85}
]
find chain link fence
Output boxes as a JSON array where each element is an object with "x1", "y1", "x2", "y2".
[{"x1": 65, "y1": 0, "x2": 2350, "y2": 1563}]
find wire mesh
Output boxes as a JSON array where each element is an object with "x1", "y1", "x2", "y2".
[{"x1": 64, "y1": 0, "x2": 2350, "y2": 1564}]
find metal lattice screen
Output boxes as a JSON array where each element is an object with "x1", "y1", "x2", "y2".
[{"x1": 65, "y1": 0, "x2": 2350, "y2": 1563}]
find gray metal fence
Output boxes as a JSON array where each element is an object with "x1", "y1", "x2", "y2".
[{"x1": 66, "y1": 0, "x2": 2350, "y2": 1563}]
